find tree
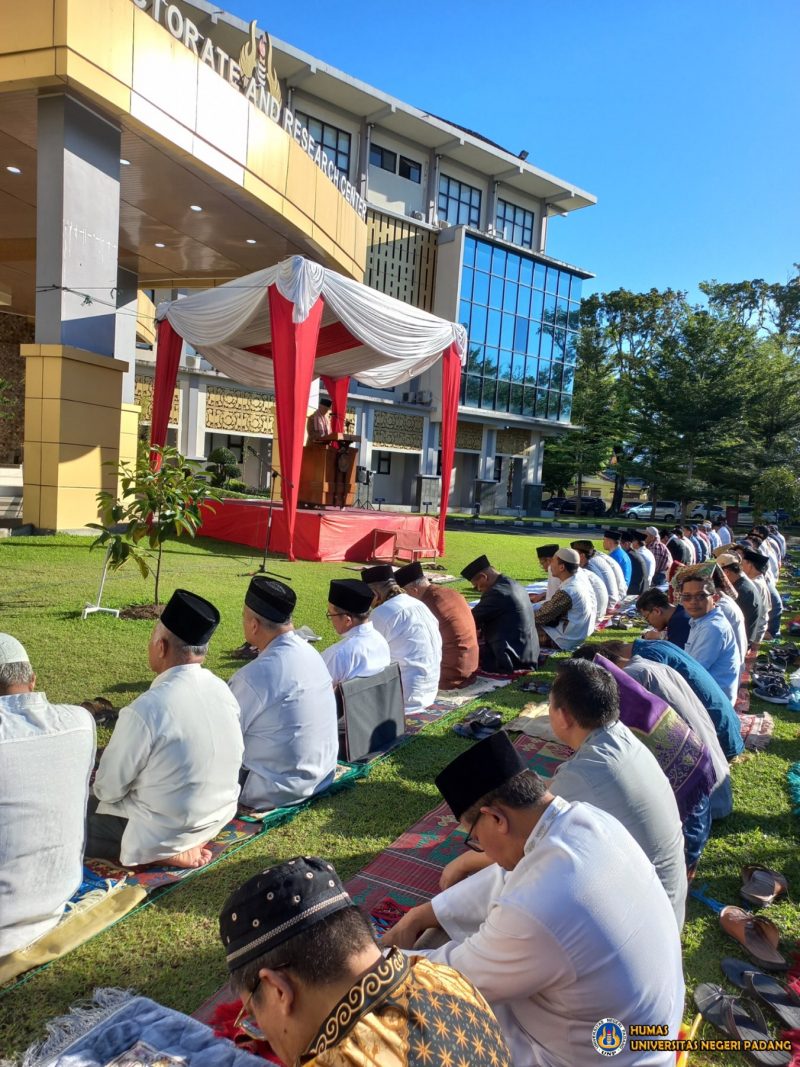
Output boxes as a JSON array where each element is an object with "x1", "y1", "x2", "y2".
[
  {"x1": 752, "y1": 466, "x2": 800, "y2": 522},
  {"x1": 90, "y1": 445, "x2": 222, "y2": 607},
  {"x1": 206, "y1": 446, "x2": 241, "y2": 488},
  {"x1": 0, "y1": 378, "x2": 15, "y2": 419}
]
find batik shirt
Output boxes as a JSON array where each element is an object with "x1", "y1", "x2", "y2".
[{"x1": 301, "y1": 948, "x2": 513, "y2": 1067}]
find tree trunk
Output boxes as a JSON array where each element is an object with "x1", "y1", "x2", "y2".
[
  {"x1": 155, "y1": 543, "x2": 163, "y2": 606},
  {"x1": 575, "y1": 471, "x2": 583, "y2": 517},
  {"x1": 611, "y1": 471, "x2": 625, "y2": 515}
]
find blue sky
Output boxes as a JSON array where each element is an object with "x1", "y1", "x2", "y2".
[{"x1": 222, "y1": 0, "x2": 799, "y2": 301}]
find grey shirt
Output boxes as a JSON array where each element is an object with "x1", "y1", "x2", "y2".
[
  {"x1": 625, "y1": 656, "x2": 732, "y2": 820},
  {"x1": 549, "y1": 719, "x2": 686, "y2": 930}
]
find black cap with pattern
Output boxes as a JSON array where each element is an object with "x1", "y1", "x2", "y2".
[
  {"x1": 245, "y1": 576, "x2": 296, "y2": 623},
  {"x1": 219, "y1": 857, "x2": 353, "y2": 972}
]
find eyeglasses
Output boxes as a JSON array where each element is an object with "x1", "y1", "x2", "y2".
[
  {"x1": 235, "y1": 978, "x2": 266, "y2": 1041},
  {"x1": 680, "y1": 592, "x2": 712, "y2": 602},
  {"x1": 464, "y1": 811, "x2": 485, "y2": 853},
  {"x1": 325, "y1": 611, "x2": 346, "y2": 620}
]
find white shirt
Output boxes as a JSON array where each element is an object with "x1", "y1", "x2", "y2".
[
  {"x1": 582, "y1": 566, "x2": 608, "y2": 623},
  {"x1": 716, "y1": 595, "x2": 748, "y2": 666},
  {"x1": 230, "y1": 631, "x2": 338, "y2": 810},
  {"x1": 95, "y1": 664, "x2": 243, "y2": 866},
  {"x1": 587, "y1": 553, "x2": 625, "y2": 605},
  {"x1": 717, "y1": 525, "x2": 732, "y2": 545},
  {"x1": 533, "y1": 567, "x2": 561, "y2": 612},
  {"x1": 0, "y1": 693, "x2": 95, "y2": 955},
  {"x1": 422, "y1": 799, "x2": 684, "y2": 1067},
  {"x1": 639, "y1": 544, "x2": 656, "y2": 582},
  {"x1": 760, "y1": 540, "x2": 780, "y2": 580},
  {"x1": 707, "y1": 529, "x2": 721, "y2": 549},
  {"x1": 371, "y1": 594, "x2": 442, "y2": 713},
  {"x1": 321, "y1": 621, "x2": 391, "y2": 686},
  {"x1": 752, "y1": 575, "x2": 771, "y2": 641}
]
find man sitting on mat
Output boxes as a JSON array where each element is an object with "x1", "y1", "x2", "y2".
[
  {"x1": 89, "y1": 590, "x2": 243, "y2": 869},
  {"x1": 321, "y1": 579, "x2": 390, "y2": 687},
  {"x1": 533, "y1": 548, "x2": 597, "y2": 652},
  {"x1": 381, "y1": 732, "x2": 684, "y2": 1067},
  {"x1": 361, "y1": 564, "x2": 442, "y2": 713},
  {"x1": 230, "y1": 577, "x2": 338, "y2": 811},
  {"x1": 461, "y1": 554, "x2": 539, "y2": 673},
  {"x1": 394, "y1": 561, "x2": 479, "y2": 690},
  {"x1": 0, "y1": 634, "x2": 95, "y2": 956},
  {"x1": 219, "y1": 857, "x2": 514, "y2": 1067}
]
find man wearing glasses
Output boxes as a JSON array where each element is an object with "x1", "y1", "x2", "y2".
[
  {"x1": 636, "y1": 587, "x2": 692, "y2": 648},
  {"x1": 681, "y1": 576, "x2": 741, "y2": 703},
  {"x1": 382, "y1": 731, "x2": 684, "y2": 1067},
  {"x1": 320, "y1": 579, "x2": 390, "y2": 687}
]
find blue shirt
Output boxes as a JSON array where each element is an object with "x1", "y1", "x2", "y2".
[
  {"x1": 631, "y1": 638, "x2": 743, "y2": 759},
  {"x1": 666, "y1": 604, "x2": 692, "y2": 649},
  {"x1": 610, "y1": 545, "x2": 632, "y2": 585},
  {"x1": 690, "y1": 535, "x2": 707, "y2": 562},
  {"x1": 684, "y1": 608, "x2": 741, "y2": 705}
]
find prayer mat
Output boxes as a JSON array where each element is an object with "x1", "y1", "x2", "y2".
[
  {"x1": 237, "y1": 760, "x2": 369, "y2": 823},
  {"x1": 191, "y1": 735, "x2": 571, "y2": 1025},
  {"x1": 504, "y1": 700, "x2": 561, "y2": 743},
  {"x1": 738, "y1": 711, "x2": 775, "y2": 751},
  {"x1": 735, "y1": 648, "x2": 758, "y2": 714}
]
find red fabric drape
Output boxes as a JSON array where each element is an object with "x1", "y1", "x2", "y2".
[
  {"x1": 438, "y1": 342, "x2": 462, "y2": 555},
  {"x1": 246, "y1": 320, "x2": 359, "y2": 361},
  {"x1": 268, "y1": 286, "x2": 324, "y2": 561},
  {"x1": 321, "y1": 375, "x2": 351, "y2": 434},
  {"x1": 149, "y1": 319, "x2": 184, "y2": 468}
]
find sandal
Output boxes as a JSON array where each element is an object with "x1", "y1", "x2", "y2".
[
  {"x1": 80, "y1": 697, "x2": 118, "y2": 726},
  {"x1": 694, "y1": 984, "x2": 790, "y2": 1066},
  {"x1": 520, "y1": 680, "x2": 551, "y2": 694},
  {"x1": 753, "y1": 681, "x2": 792, "y2": 705},
  {"x1": 720, "y1": 907, "x2": 788, "y2": 971},
  {"x1": 230, "y1": 643, "x2": 259, "y2": 660},
  {"x1": 741, "y1": 865, "x2": 789, "y2": 907},
  {"x1": 747, "y1": 972, "x2": 800, "y2": 1030}
]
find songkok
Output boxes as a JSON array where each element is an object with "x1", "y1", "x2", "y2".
[
  {"x1": 0, "y1": 633, "x2": 29, "y2": 665},
  {"x1": 717, "y1": 552, "x2": 741, "y2": 569},
  {"x1": 245, "y1": 576, "x2": 296, "y2": 623},
  {"x1": 536, "y1": 544, "x2": 559, "y2": 559},
  {"x1": 461, "y1": 555, "x2": 491, "y2": 581},
  {"x1": 570, "y1": 540, "x2": 594, "y2": 554},
  {"x1": 435, "y1": 731, "x2": 526, "y2": 821},
  {"x1": 603, "y1": 529, "x2": 621, "y2": 541},
  {"x1": 743, "y1": 549, "x2": 769, "y2": 570},
  {"x1": 627, "y1": 529, "x2": 644, "y2": 543},
  {"x1": 555, "y1": 547, "x2": 580, "y2": 565},
  {"x1": 219, "y1": 857, "x2": 352, "y2": 971},
  {"x1": 714, "y1": 516, "x2": 725, "y2": 525},
  {"x1": 361, "y1": 564, "x2": 395, "y2": 584},
  {"x1": 619, "y1": 529, "x2": 633, "y2": 542},
  {"x1": 645, "y1": 526, "x2": 659, "y2": 538},
  {"x1": 319, "y1": 398, "x2": 332, "y2": 408},
  {"x1": 394, "y1": 561, "x2": 424, "y2": 586},
  {"x1": 160, "y1": 589, "x2": 220, "y2": 645},
  {"x1": 328, "y1": 579, "x2": 374, "y2": 615}
]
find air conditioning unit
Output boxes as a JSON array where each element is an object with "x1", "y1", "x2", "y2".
[
  {"x1": 418, "y1": 390, "x2": 432, "y2": 405},
  {"x1": 402, "y1": 391, "x2": 415, "y2": 403},
  {"x1": 409, "y1": 210, "x2": 425, "y2": 221},
  {"x1": 439, "y1": 219, "x2": 451, "y2": 229},
  {"x1": 184, "y1": 354, "x2": 201, "y2": 370}
]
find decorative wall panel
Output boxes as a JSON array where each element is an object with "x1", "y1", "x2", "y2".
[
  {"x1": 135, "y1": 375, "x2": 179, "y2": 425},
  {"x1": 373, "y1": 410, "x2": 424, "y2": 450},
  {"x1": 438, "y1": 421, "x2": 483, "y2": 452},
  {"x1": 496, "y1": 428, "x2": 532, "y2": 456},
  {"x1": 366, "y1": 209, "x2": 437, "y2": 312}
]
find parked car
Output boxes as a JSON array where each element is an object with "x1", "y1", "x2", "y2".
[
  {"x1": 620, "y1": 501, "x2": 637, "y2": 514},
  {"x1": 690, "y1": 505, "x2": 725, "y2": 521},
  {"x1": 626, "y1": 500, "x2": 680, "y2": 522},
  {"x1": 542, "y1": 497, "x2": 569, "y2": 512},
  {"x1": 735, "y1": 506, "x2": 789, "y2": 525},
  {"x1": 557, "y1": 496, "x2": 608, "y2": 516}
]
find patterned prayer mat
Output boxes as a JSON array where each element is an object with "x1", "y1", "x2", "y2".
[
  {"x1": 735, "y1": 648, "x2": 757, "y2": 715},
  {"x1": 237, "y1": 760, "x2": 368, "y2": 823}
]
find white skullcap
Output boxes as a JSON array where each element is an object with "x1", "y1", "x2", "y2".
[
  {"x1": 0, "y1": 633, "x2": 30, "y2": 665},
  {"x1": 644, "y1": 526, "x2": 659, "y2": 538},
  {"x1": 556, "y1": 547, "x2": 580, "y2": 565}
]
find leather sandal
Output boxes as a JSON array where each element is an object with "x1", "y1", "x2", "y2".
[
  {"x1": 80, "y1": 697, "x2": 118, "y2": 726},
  {"x1": 694, "y1": 984, "x2": 790, "y2": 1066},
  {"x1": 720, "y1": 906, "x2": 788, "y2": 971},
  {"x1": 741, "y1": 865, "x2": 789, "y2": 907}
]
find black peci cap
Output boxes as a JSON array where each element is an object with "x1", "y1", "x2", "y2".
[
  {"x1": 361, "y1": 564, "x2": 395, "y2": 584},
  {"x1": 461, "y1": 555, "x2": 491, "y2": 581},
  {"x1": 160, "y1": 588, "x2": 220, "y2": 645},
  {"x1": 394, "y1": 561, "x2": 424, "y2": 586},
  {"x1": 435, "y1": 731, "x2": 526, "y2": 821},
  {"x1": 245, "y1": 576, "x2": 296, "y2": 623},
  {"x1": 328, "y1": 579, "x2": 374, "y2": 615}
]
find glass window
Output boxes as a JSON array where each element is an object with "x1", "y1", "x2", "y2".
[
  {"x1": 460, "y1": 267, "x2": 474, "y2": 301},
  {"x1": 514, "y1": 316, "x2": 529, "y2": 352},
  {"x1": 506, "y1": 254, "x2": 521, "y2": 283},
  {"x1": 524, "y1": 357, "x2": 538, "y2": 385},
  {"x1": 376, "y1": 451, "x2": 392, "y2": 475},
  {"x1": 464, "y1": 235, "x2": 477, "y2": 266},
  {"x1": 568, "y1": 303, "x2": 581, "y2": 331},
  {"x1": 398, "y1": 155, "x2": 421, "y2": 183},
  {"x1": 487, "y1": 310, "x2": 501, "y2": 346},
  {"x1": 557, "y1": 273, "x2": 571, "y2": 298},
  {"x1": 459, "y1": 300, "x2": 471, "y2": 329},
  {"x1": 370, "y1": 143, "x2": 396, "y2": 172},
  {"x1": 489, "y1": 275, "x2": 504, "y2": 309},
  {"x1": 438, "y1": 175, "x2": 482, "y2": 227},
  {"x1": 569, "y1": 277, "x2": 583, "y2": 303},
  {"x1": 565, "y1": 332, "x2": 579, "y2": 364},
  {"x1": 545, "y1": 268, "x2": 559, "y2": 294},
  {"x1": 527, "y1": 320, "x2": 542, "y2": 356},
  {"x1": 475, "y1": 241, "x2": 491, "y2": 272},
  {"x1": 523, "y1": 388, "x2": 536, "y2": 416},
  {"x1": 473, "y1": 270, "x2": 490, "y2": 305},
  {"x1": 560, "y1": 393, "x2": 573, "y2": 422},
  {"x1": 498, "y1": 350, "x2": 513, "y2": 381},
  {"x1": 470, "y1": 304, "x2": 487, "y2": 344},
  {"x1": 503, "y1": 281, "x2": 517, "y2": 313},
  {"x1": 500, "y1": 314, "x2": 514, "y2": 349},
  {"x1": 530, "y1": 289, "x2": 545, "y2": 322},
  {"x1": 491, "y1": 247, "x2": 507, "y2": 276},
  {"x1": 496, "y1": 380, "x2": 510, "y2": 411},
  {"x1": 536, "y1": 388, "x2": 549, "y2": 418},
  {"x1": 520, "y1": 258, "x2": 533, "y2": 287},
  {"x1": 516, "y1": 285, "x2": 532, "y2": 318},
  {"x1": 465, "y1": 375, "x2": 481, "y2": 407},
  {"x1": 550, "y1": 362, "x2": 563, "y2": 390},
  {"x1": 510, "y1": 384, "x2": 524, "y2": 414},
  {"x1": 481, "y1": 380, "x2": 497, "y2": 409},
  {"x1": 495, "y1": 199, "x2": 535, "y2": 249},
  {"x1": 534, "y1": 263, "x2": 546, "y2": 290},
  {"x1": 484, "y1": 347, "x2": 499, "y2": 378},
  {"x1": 296, "y1": 111, "x2": 351, "y2": 174}
]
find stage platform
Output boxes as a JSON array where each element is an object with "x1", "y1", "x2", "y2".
[{"x1": 199, "y1": 498, "x2": 439, "y2": 563}]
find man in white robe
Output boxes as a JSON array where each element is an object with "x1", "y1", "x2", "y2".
[
  {"x1": 90, "y1": 589, "x2": 243, "y2": 868},
  {"x1": 230, "y1": 577, "x2": 338, "y2": 811},
  {"x1": 529, "y1": 544, "x2": 560, "y2": 610},
  {"x1": 382, "y1": 732, "x2": 684, "y2": 1067},
  {"x1": 575, "y1": 540, "x2": 626, "y2": 606},
  {"x1": 361, "y1": 565, "x2": 442, "y2": 713},
  {"x1": 1, "y1": 635, "x2": 95, "y2": 956},
  {"x1": 321, "y1": 579, "x2": 390, "y2": 687}
]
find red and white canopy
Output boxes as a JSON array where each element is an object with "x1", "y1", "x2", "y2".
[{"x1": 151, "y1": 255, "x2": 467, "y2": 559}]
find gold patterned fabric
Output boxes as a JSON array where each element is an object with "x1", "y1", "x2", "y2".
[{"x1": 302, "y1": 948, "x2": 512, "y2": 1067}]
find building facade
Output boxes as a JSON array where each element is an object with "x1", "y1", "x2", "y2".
[{"x1": 0, "y1": 0, "x2": 595, "y2": 527}]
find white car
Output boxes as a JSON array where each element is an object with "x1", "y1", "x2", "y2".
[
  {"x1": 626, "y1": 500, "x2": 680, "y2": 522},
  {"x1": 690, "y1": 505, "x2": 725, "y2": 521}
]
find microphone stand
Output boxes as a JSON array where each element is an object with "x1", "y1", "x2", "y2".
[{"x1": 238, "y1": 468, "x2": 294, "y2": 580}]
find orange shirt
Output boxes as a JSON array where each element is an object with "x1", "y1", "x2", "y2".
[{"x1": 421, "y1": 584, "x2": 479, "y2": 690}]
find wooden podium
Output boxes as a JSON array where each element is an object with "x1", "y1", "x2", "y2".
[{"x1": 298, "y1": 434, "x2": 361, "y2": 507}]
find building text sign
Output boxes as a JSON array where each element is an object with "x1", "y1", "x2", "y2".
[{"x1": 131, "y1": 0, "x2": 368, "y2": 220}]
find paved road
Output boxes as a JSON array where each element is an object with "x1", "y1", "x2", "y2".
[{"x1": 445, "y1": 519, "x2": 610, "y2": 538}]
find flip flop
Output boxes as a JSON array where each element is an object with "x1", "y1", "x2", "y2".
[
  {"x1": 694, "y1": 984, "x2": 789, "y2": 1066},
  {"x1": 741, "y1": 865, "x2": 789, "y2": 907},
  {"x1": 80, "y1": 698, "x2": 118, "y2": 726},
  {"x1": 720, "y1": 907, "x2": 788, "y2": 971},
  {"x1": 453, "y1": 722, "x2": 498, "y2": 740},
  {"x1": 746, "y1": 972, "x2": 800, "y2": 1030},
  {"x1": 230, "y1": 643, "x2": 259, "y2": 660},
  {"x1": 721, "y1": 957, "x2": 760, "y2": 990}
]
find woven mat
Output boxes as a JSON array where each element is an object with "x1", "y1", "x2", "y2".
[
  {"x1": 739, "y1": 711, "x2": 775, "y2": 751},
  {"x1": 237, "y1": 760, "x2": 368, "y2": 824},
  {"x1": 192, "y1": 735, "x2": 571, "y2": 1024}
]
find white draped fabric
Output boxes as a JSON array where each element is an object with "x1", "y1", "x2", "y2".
[{"x1": 155, "y1": 256, "x2": 467, "y2": 390}]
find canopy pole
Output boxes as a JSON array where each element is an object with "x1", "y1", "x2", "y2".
[
  {"x1": 438, "y1": 341, "x2": 461, "y2": 555},
  {"x1": 267, "y1": 286, "x2": 324, "y2": 562}
]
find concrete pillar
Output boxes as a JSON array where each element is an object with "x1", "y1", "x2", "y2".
[
  {"x1": 114, "y1": 267, "x2": 138, "y2": 405},
  {"x1": 35, "y1": 95, "x2": 121, "y2": 356}
]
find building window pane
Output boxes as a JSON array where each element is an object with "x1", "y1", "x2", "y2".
[
  {"x1": 470, "y1": 304, "x2": 487, "y2": 344},
  {"x1": 475, "y1": 241, "x2": 491, "y2": 272},
  {"x1": 438, "y1": 175, "x2": 481, "y2": 227},
  {"x1": 569, "y1": 277, "x2": 583, "y2": 303},
  {"x1": 370, "y1": 143, "x2": 397, "y2": 172},
  {"x1": 502, "y1": 280, "x2": 517, "y2": 313},
  {"x1": 481, "y1": 380, "x2": 497, "y2": 409},
  {"x1": 398, "y1": 155, "x2": 421, "y2": 183},
  {"x1": 473, "y1": 270, "x2": 490, "y2": 305},
  {"x1": 536, "y1": 389, "x2": 549, "y2": 418},
  {"x1": 491, "y1": 247, "x2": 507, "y2": 276},
  {"x1": 517, "y1": 285, "x2": 532, "y2": 318},
  {"x1": 489, "y1": 275, "x2": 504, "y2": 310},
  {"x1": 487, "y1": 310, "x2": 501, "y2": 347},
  {"x1": 496, "y1": 380, "x2": 510, "y2": 411},
  {"x1": 500, "y1": 314, "x2": 514, "y2": 349},
  {"x1": 498, "y1": 350, "x2": 513, "y2": 381},
  {"x1": 466, "y1": 375, "x2": 482, "y2": 407},
  {"x1": 461, "y1": 267, "x2": 474, "y2": 301},
  {"x1": 510, "y1": 384, "x2": 524, "y2": 414},
  {"x1": 495, "y1": 199, "x2": 535, "y2": 250},
  {"x1": 464, "y1": 235, "x2": 477, "y2": 266},
  {"x1": 296, "y1": 111, "x2": 351, "y2": 176},
  {"x1": 514, "y1": 316, "x2": 529, "y2": 352},
  {"x1": 484, "y1": 347, "x2": 499, "y2": 378},
  {"x1": 523, "y1": 388, "x2": 536, "y2": 416},
  {"x1": 534, "y1": 264, "x2": 546, "y2": 290},
  {"x1": 376, "y1": 451, "x2": 392, "y2": 475},
  {"x1": 560, "y1": 393, "x2": 573, "y2": 422}
]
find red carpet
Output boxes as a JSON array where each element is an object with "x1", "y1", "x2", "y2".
[{"x1": 199, "y1": 499, "x2": 438, "y2": 563}]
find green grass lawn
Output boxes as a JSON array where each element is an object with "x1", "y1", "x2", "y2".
[{"x1": 1, "y1": 530, "x2": 799, "y2": 1066}]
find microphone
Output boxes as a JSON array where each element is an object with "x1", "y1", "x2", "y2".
[{"x1": 270, "y1": 468, "x2": 295, "y2": 488}]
